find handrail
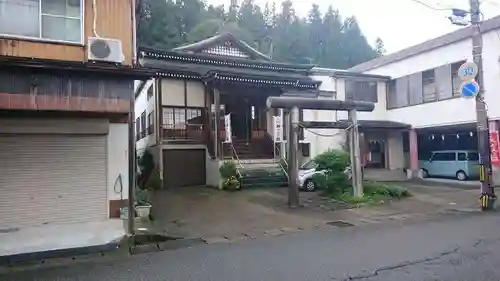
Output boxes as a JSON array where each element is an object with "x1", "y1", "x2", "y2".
[
  {"x1": 265, "y1": 131, "x2": 289, "y2": 179},
  {"x1": 231, "y1": 143, "x2": 244, "y2": 169},
  {"x1": 279, "y1": 158, "x2": 289, "y2": 180}
]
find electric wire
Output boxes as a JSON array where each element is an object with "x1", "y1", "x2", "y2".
[{"x1": 407, "y1": 0, "x2": 454, "y2": 11}]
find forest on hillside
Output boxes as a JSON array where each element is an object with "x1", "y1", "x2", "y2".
[{"x1": 136, "y1": 0, "x2": 385, "y2": 69}]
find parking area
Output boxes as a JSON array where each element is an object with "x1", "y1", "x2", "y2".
[{"x1": 147, "y1": 180, "x2": 481, "y2": 243}]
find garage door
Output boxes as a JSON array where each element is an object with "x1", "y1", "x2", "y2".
[
  {"x1": 163, "y1": 149, "x2": 206, "y2": 188},
  {"x1": 0, "y1": 134, "x2": 107, "y2": 230}
]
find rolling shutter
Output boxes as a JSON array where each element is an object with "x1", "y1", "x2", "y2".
[{"x1": 0, "y1": 134, "x2": 107, "y2": 230}]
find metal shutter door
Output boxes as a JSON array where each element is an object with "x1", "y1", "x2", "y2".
[{"x1": 0, "y1": 134, "x2": 107, "y2": 230}]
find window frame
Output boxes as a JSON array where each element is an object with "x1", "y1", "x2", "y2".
[
  {"x1": 147, "y1": 110, "x2": 154, "y2": 135},
  {"x1": 422, "y1": 69, "x2": 437, "y2": 103},
  {"x1": 135, "y1": 117, "x2": 141, "y2": 141},
  {"x1": 386, "y1": 80, "x2": 397, "y2": 109},
  {"x1": 345, "y1": 79, "x2": 378, "y2": 103},
  {"x1": 162, "y1": 106, "x2": 203, "y2": 127},
  {"x1": 146, "y1": 84, "x2": 154, "y2": 100},
  {"x1": 140, "y1": 111, "x2": 146, "y2": 138},
  {"x1": 0, "y1": 0, "x2": 85, "y2": 45}
]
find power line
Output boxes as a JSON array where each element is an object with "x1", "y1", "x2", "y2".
[{"x1": 407, "y1": 0, "x2": 454, "y2": 11}]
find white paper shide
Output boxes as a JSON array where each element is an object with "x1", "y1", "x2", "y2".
[{"x1": 224, "y1": 113, "x2": 232, "y2": 143}]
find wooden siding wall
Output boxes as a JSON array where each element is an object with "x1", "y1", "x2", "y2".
[
  {"x1": 0, "y1": 0, "x2": 133, "y2": 65},
  {"x1": 0, "y1": 69, "x2": 132, "y2": 113}
]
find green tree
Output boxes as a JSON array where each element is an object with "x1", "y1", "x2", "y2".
[
  {"x1": 136, "y1": 0, "x2": 381, "y2": 69},
  {"x1": 339, "y1": 16, "x2": 378, "y2": 68},
  {"x1": 320, "y1": 6, "x2": 344, "y2": 68},
  {"x1": 307, "y1": 4, "x2": 323, "y2": 64},
  {"x1": 375, "y1": 37, "x2": 386, "y2": 56},
  {"x1": 237, "y1": 0, "x2": 267, "y2": 50},
  {"x1": 137, "y1": 0, "x2": 183, "y2": 49}
]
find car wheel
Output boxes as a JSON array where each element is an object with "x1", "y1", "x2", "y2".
[
  {"x1": 456, "y1": 170, "x2": 467, "y2": 181},
  {"x1": 304, "y1": 179, "x2": 316, "y2": 192},
  {"x1": 420, "y1": 168, "x2": 429, "y2": 178}
]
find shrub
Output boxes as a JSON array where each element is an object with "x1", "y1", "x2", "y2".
[
  {"x1": 364, "y1": 182, "x2": 411, "y2": 199},
  {"x1": 145, "y1": 169, "x2": 162, "y2": 191},
  {"x1": 313, "y1": 149, "x2": 351, "y2": 195},
  {"x1": 219, "y1": 161, "x2": 237, "y2": 179},
  {"x1": 138, "y1": 149, "x2": 155, "y2": 189}
]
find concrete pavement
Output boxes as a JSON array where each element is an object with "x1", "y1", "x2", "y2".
[{"x1": 2, "y1": 210, "x2": 500, "y2": 281}]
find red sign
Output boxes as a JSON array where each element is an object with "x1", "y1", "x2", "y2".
[{"x1": 490, "y1": 131, "x2": 500, "y2": 166}]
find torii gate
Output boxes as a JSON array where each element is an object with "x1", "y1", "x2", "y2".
[{"x1": 266, "y1": 96, "x2": 375, "y2": 208}]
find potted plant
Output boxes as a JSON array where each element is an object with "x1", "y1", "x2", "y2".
[
  {"x1": 135, "y1": 188, "x2": 152, "y2": 218},
  {"x1": 223, "y1": 175, "x2": 241, "y2": 191},
  {"x1": 219, "y1": 161, "x2": 241, "y2": 191},
  {"x1": 137, "y1": 168, "x2": 162, "y2": 218}
]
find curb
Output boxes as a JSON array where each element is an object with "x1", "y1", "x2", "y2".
[
  {"x1": 0, "y1": 235, "x2": 126, "y2": 267},
  {"x1": 1, "y1": 208, "x2": 486, "y2": 272}
]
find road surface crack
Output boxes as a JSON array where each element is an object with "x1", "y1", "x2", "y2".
[{"x1": 344, "y1": 239, "x2": 485, "y2": 280}]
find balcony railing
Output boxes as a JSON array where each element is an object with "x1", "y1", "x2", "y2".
[{"x1": 162, "y1": 123, "x2": 205, "y2": 142}]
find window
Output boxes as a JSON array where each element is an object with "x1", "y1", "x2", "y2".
[
  {"x1": 147, "y1": 111, "x2": 154, "y2": 135},
  {"x1": 140, "y1": 111, "x2": 146, "y2": 138},
  {"x1": 163, "y1": 107, "x2": 203, "y2": 127},
  {"x1": 147, "y1": 84, "x2": 154, "y2": 100},
  {"x1": 345, "y1": 80, "x2": 378, "y2": 103},
  {"x1": 458, "y1": 152, "x2": 467, "y2": 161},
  {"x1": 468, "y1": 152, "x2": 479, "y2": 161},
  {"x1": 300, "y1": 159, "x2": 317, "y2": 170},
  {"x1": 386, "y1": 80, "x2": 397, "y2": 109},
  {"x1": 395, "y1": 76, "x2": 410, "y2": 107},
  {"x1": 162, "y1": 107, "x2": 204, "y2": 140},
  {"x1": 422, "y1": 69, "x2": 437, "y2": 102},
  {"x1": 135, "y1": 117, "x2": 140, "y2": 141},
  {"x1": 408, "y1": 73, "x2": 423, "y2": 105},
  {"x1": 0, "y1": 0, "x2": 83, "y2": 43},
  {"x1": 431, "y1": 152, "x2": 456, "y2": 161},
  {"x1": 451, "y1": 61, "x2": 465, "y2": 97}
]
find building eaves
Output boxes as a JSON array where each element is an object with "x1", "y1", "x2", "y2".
[
  {"x1": 310, "y1": 67, "x2": 390, "y2": 80},
  {"x1": 348, "y1": 15, "x2": 500, "y2": 73}
]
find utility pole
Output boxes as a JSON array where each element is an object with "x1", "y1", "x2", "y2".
[
  {"x1": 469, "y1": 0, "x2": 496, "y2": 210},
  {"x1": 288, "y1": 107, "x2": 300, "y2": 207},
  {"x1": 348, "y1": 110, "x2": 363, "y2": 197}
]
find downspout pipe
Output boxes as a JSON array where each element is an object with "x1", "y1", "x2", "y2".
[
  {"x1": 128, "y1": 79, "x2": 147, "y2": 238},
  {"x1": 131, "y1": 0, "x2": 138, "y2": 66}
]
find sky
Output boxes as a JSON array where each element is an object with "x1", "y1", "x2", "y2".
[{"x1": 207, "y1": 0, "x2": 500, "y2": 54}]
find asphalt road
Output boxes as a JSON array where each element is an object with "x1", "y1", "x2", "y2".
[{"x1": 3, "y1": 211, "x2": 500, "y2": 281}]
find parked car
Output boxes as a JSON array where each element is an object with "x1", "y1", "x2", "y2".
[
  {"x1": 297, "y1": 160, "x2": 353, "y2": 192},
  {"x1": 298, "y1": 159, "x2": 325, "y2": 192},
  {"x1": 419, "y1": 150, "x2": 480, "y2": 181}
]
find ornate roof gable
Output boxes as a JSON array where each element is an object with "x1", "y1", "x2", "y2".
[{"x1": 172, "y1": 32, "x2": 271, "y2": 61}]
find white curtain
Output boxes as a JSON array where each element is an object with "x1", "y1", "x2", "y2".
[{"x1": 0, "y1": 0, "x2": 40, "y2": 38}]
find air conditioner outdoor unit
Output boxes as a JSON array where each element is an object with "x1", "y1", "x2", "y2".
[{"x1": 87, "y1": 37, "x2": 124, "y2": 64}]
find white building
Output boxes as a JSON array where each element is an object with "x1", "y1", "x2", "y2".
[
  {"x1": 330, "y1": 15, "x2": 500, "y2": 180},
  {"x1": 304, "y1": 68, "x2": 409, "y2": 173}
]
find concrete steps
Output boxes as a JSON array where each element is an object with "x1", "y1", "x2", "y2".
[{"x1": 239, "y1": 160, "x2": 288, "y2": 188}]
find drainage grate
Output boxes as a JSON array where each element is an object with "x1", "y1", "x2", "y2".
[
  {"x1": 0, "y1": 227, "x2": 19, "y2": 234},
  {"x1": 325, "y1": 220, "x2": 355, "y2": 228}
]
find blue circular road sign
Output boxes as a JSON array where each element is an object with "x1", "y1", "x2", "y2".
[{"x1": 460, "y1": 80, "x2": 480, "y2": 99}]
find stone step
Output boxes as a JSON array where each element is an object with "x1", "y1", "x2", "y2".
[
  {"x1": 239, "y1": 158, "x2": 277, "y2": 165},
  {"x1": 240, "y1": 173, "x2": 288, "y2": 188}
]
